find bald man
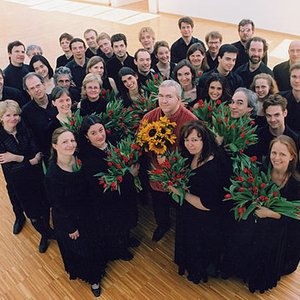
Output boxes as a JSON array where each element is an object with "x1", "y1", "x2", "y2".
[{"x1": 273, "y1": 40, "x2": 300, "y2": 91}]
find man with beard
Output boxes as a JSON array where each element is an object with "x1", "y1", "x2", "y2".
[
  {"x1": 107, "y1": 33, "x2": 136, "y2": 92},
  {"x1": 236, "y1": 37, "x2": 273, "y2": 88},
  {"x1": 232, "y1": 19, "x2": 268, "y2": 70},
  {"x1": 273, "y1": 40, "x2": 300, "y2": 91}
]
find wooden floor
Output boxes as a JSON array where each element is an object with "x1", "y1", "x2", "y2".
[{"x1": 0, "y1": 1, "x2": 300, "y2": 299}]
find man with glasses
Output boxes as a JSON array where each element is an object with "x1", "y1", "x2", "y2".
[{"x1": 205, "y1": 31, "x2": 222, "y2": 70}]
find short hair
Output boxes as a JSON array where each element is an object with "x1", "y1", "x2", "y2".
[
  {"x1": 29, "y1": 55, "x2": 54, "y2": 78},
  {"x1": 111, "y1": 33, "x2": 127, "y2": 47},
  {"x1": 84, "y1": 28, "x2": 98, "y2": 37},
  {"x1": 69, "y1": 38, "x2": 86, "y2": 50},
  {"x1": 138, "y1": 27, "x2": 155, "y2": 42},
  {"x1": 178, "y1": 16, "x2": 194, "y2": 29},
  {"x1": 86, "y1": 56, "x2": 107, "y2": 78},
  {"x1": 238, "y1": 19, "x2": 255, "y2": 31},
  {"x1": 263, "y1": 94, "x2": 288, "y2": 113},
  {"x1": 59, "y1": 32, "x2": 73, "y2": 43},
  {"x1": 51, "y1": 86, "x2": 70, "y2": 101},
  {"x1": 97, "y1": 32, "x2": 111, "y2": 43},
  {"x1": 250, "y1": 73, "x2": 279, "y2": 95},
  {"x1": 290, "y1": 62, "x2": 300, "y2": 74},
  {"x1": 245, "y1": 36, "x2": 268, "y2": 53},
  {"x1": 134, "y1": 48, "x2": 150, "y2": 61},
  {"x1": 218, "y1": 44, "x2": 238, "y2": 58},
  {"x1": 26, "y1": 44, "x2": 43, "y2": 56},
  {"x1": 81, "y1": 73, "x2": 102, "y2": 99},
  {"x1": 205, "y1": 31, "x2": 223, "y2": 44},
  {"x1": 53, "y1": 66, "x2": 73, "y2": 84},
  {"x1": 0, "y1": 100, "x2": 21, "y2": 120},
  {"x1": 159, "y1": 80, "x2": 182, "y2": 98},
  {"x1": 0, "y1": 68, "x2": 4, "y2": 78},
  {"x1": 173, "y1": 59, "x2": 196, "y2": 86},
  {"x1": 234, "y1": 87, "x2": 258, "y2": 116},
  {"x1": 179, "y1": 119, "x2": 219, "y2": 165},
  {"x1": 153, "y1": 40, "x2": 170, "y2": 56},
  {"x1": 186, "y1": 43, "x2": 209, "y2": 71},
  {"x1": 7, "y1": 40, "x2": 25, "y2": 54},
  {"x1": 23, "y1": 72, "x2": 45, "y2": 90}
]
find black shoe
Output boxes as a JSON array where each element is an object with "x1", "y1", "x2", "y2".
[
  {"x1": 129, "y1": 236, "x2": 141, "y2": 248},
  {"x1": 120, "y1": 250, "x2": 134, "y2": 261},
  {"x1": 13, "y1": 216, "x2": 26, "y2": 234},
  {"x1": 48, "y1": 228, "x2": 56, "y2": 240},
  {"x1": 152, "y1": 226, "x2": 169, "y2": 242},
  {"x1": 91, "y1": 284, "x2": 101, "y2": 297},
  {"x1": 39, "y1": 236, "x2": 49, "y2": 253}
]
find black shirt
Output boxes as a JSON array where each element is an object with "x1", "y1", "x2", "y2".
[
  {"x1": 1, "y1": 86, "x2": 27, "y2": 107},
  {"x1": 206, "y1": 50, "x2": 218, "y2": 70},
  {"x1": 56, "y1": 54, "x2": 73, "y2": 69},
  {"x1": 21, "y1": 96, "x2": 57, "y2": 155},
  {"x1": 273, "y1": 60, "x2": 291, "y2": 92},
  {"x1": 235, "y1": 62, "x2": 274, "y2": 89},
  {"x1": 171, "y1": 36, "x2": 205, "y2": 63},
  {"x1": 85, "y1": 48, "x2": 103, "y2": 59},
  {"x1": 137, "y1": 69, "x2": 158, "y2": 87},
  {"x1": 280, "y1": 90, "x2": 300, "y2": 134},
  {"x1": 79, "y1": 98, "x2": 107, "y2": 116},
  {"x1": 66, "y1": 58, "x2": 89, "y2": 90}
]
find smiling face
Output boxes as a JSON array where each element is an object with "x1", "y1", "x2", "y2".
[
  {"x1": 290, "y1": 68, "x2": 300, "y2": 92},
  {"x1": 229, "y1": 90, "x2": 252, "y2": 118},
  {"x1": 248, "y1": 41, "x2": 264, "y2": 64},
  {"x1": 56, "y1": 74, "x2": 71, "y2": 89},
  {"x1": 53, "y1": 131, "x2": 77, "y2": 157},
  {"x1": 238, "y1": 23, "x2": 254, "y2": 43},
  {"x1": 89, "y1": 61, "x2": 104, "y2": 77},
  {"x1": 184, "y1": 129, "x2": 203, "y2": 156},
  {"x1": 218, "y1": 52, "x2": 237, "y2": 74},
  {"x1": 176, "y1": 65, "x2": 193, "y2": 89},
  {"x1": 140, "y1": 32, "x2": 154, "y2": 51},
  {"x1": 9, "y1": 45, "x2": 25, "y2": 66},
  {"x1": 188, "y1": 50, "x2": 204, "y2": 68},
  {"x1": 60, "y1": 38, "x2": 71, "y2": 53},
  {"x1": 0, "y1": 109, "x2": 20, "y2": 131},
  {"x1": 25, "y1": 75, "x2": 47, "y2": 104},
  {"x1": 33, "y1": 60, "x2": 49, "y2": 79},
  {"x1": 135, "y1": 51, "x2": 151, "y2": 74},
  {"x1": 208, "y1": 81, "x2": 223, "y2": 100},
  {"x1": 265, "y1": 105, "x2": 287, "y2": 131},
  {"x1": 207, "y1": 38, "x2": 221, "y2": 55},
  {"x1": 156, "y1": 46, "x2": 170, "y2": 64},
  {"x1": 52, "y1": 92, "x2": 72, "y2": 115},
  {"x1": 85, "y1": 80, "x2": 101, "y2": 101},
  {"x1": 270, "y1": 141, "x2": 293, "y2": 173},
  {"x1": 86, "y1": 123, "x2": 106, "y2": 149},
  {"x1": 158, "y1": 85, "x2": 181, "y2": 117},
  {"x1": 121, "y1": 74, "x2": 138, "y2": 92},
  {"x1": 254, "y1": 78, "x2": 270, "y2": 100},
  {"x1": 180, "y1": 22, "x2": 193, "y2": 39}
]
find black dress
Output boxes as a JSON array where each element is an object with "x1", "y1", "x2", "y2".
[
  {"x1": 0, "y1": 122, "x2": 49, "y2": 219},
  {"x1": 45, "y1": 161, "x2": 106, "y2": 284},
  {"x1": 221, "y1": 176, "x2": 300, "y2": 293},
  {"x1": 80, "y1": 142, "x2": 138, "y2": 260},
  {"x1": 175, "y1": 153, "x2": 230, "y2": 282}
]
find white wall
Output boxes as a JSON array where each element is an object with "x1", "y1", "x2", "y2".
[{"x1": 158, "y1": 0, "x2": 300, "y2": 36}]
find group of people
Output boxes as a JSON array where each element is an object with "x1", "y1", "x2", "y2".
[{"x1": 0, "y1": 14, "x2": 300, "y2": 297}]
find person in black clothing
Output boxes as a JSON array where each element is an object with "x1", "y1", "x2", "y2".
[
  {"x1": 86, "y1": 56, "x2": 118, "y2": 94},
  {"x1": 97, "y1": 32, "x2": 115, "y2": 63},
  {"x1": 169, "y1": 120, "x2": 231, "y2": 283},
  {"x1": 0, "y1": 100, "x2": 53, "y2": 252},
  {"x1": 186, "y1": 43, "x2": 209, "y2": 81},
  {"x1": 198, "y1": 44, "x2": 243, "y2": 95},
  {"x1": 79, "y1": 115, "x2": 140, "y2": 260},
  {"x1": 22, "y1": 73, "x2": 57, "y2": 158},
  {"x1": 3, "y1": 40, "x2": 30, "y2": 103},
  {"x1": 79, "y1": 74, "x2": 107, "y2": 116},
  {"x1": 84, "y1": 28, "x2": 103, "y2": 59},
  {"x1": 0, "y1": 68, "x2": 26, "y2": 107},
  {"x1": 280, "y1": 63, "x2": 300, "y2": 134},
  {"x1": 134, "y1": 48, "x2": 157, "y2": 86},
  {"x1": 236, "y1": 37, "x2": 273, "y2": 88},
  {"x1": 205, "y1": 31, "x2": 222, "y2": 70},
  {"x1": 45, "y1": 127, "x2": 107, "y2": 297},
  {"x1": 171, "y1": 16, "x2": 205, "y2": 63},
  {"x1": 56, "y1": 32, "x2": 74, "y2": 69},
  {"x1": 66, "y1": 38, "x2": 89, "y2": 91},
  {"x1": 249, "y1": 73, "x2": 279, "y2": 128},
  {"x1": 255, "y1": 95, "x2": 298, "y2": 163},
  {"x1": 152, "y1": 40, "x2": 176, "y2": 80},
  {"x1": 138, "y1": 26, "x2": 158, "y2": 68},
  {"x1": 107, "y1": 33, "x2": 136, "y2": 93},
  {"x1": 273, "y1": 40, "x2": 300, "y2": 92},
  {"x1": 232, "y1": 19, "x2": 268, "y2": 70}
]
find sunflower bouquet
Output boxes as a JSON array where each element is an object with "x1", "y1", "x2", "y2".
[
  {"x1": 63, "y1": 109, "x2": 83, "y2": 133},
  {"x1": 224, "y1": 154, "x2": 300, "y2": 221},
  {"x1": 149, "y1": 150, "x2": 193, "y2": 205},
  {"x1": 95, "y1": 136, "x2": 142, "y2": 194},
  {"x1": 136, "y1": 115, "x2": 176, "y2": 155}
]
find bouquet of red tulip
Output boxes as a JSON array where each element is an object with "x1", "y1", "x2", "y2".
[
  {"x1": 142, "y1": 73, "x2": 163, "y2": 102},
  {"x1": 63, "y1": 109, "x2": 83, "y2": 133},
  {"x1": 149, "y1": 150, "x2": 193, "y2": 205},
  {"x1": 192, "y1": 98, "x2": 223, "y2": 124},
  {"x1": 95, "y1": 137, "x2": 142, "y2": 194},
  {"x1": 224, "y1": 154, "x2": 300, "y2": 220},
  {"x1": 136, "y1": 115, "x2": 176, "y2": 155}
]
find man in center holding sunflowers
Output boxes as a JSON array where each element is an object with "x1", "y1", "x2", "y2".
[{"x1": 141, "y1": 80, "x2": 197, "y2": 242}]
